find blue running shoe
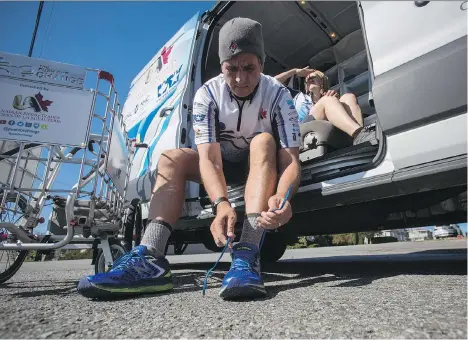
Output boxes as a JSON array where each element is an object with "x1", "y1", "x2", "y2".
[
  {"x1": 77, "y1": 245, "x2": 173, "y2": 299},
  {"x1": 219, "y1": 242, "x2": 267, "y2": 300}
]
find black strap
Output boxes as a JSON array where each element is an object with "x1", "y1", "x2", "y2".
[{"x1": 212, "y1": 197, "x2": 230, "y2": 215}]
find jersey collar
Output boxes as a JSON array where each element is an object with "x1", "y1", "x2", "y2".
[{"x1": 226, "y1": 76, "x2": 262, "y2": 103}]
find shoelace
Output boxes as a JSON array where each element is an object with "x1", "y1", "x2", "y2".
[
  {"x1": 201, "y1": 185, "x2": 293, "y2": 296},
  {"x1": 231, "y1": 256, "x2": 254, "y2": 272},
  {"x1": 202, "y1": 236, "x2": 231, "y2": 296},
  {"x1": 112, "y1": 250, "x2": 146, "y2": 272}
]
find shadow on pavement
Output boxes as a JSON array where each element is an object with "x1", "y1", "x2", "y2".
[
  {"x1": 2, "y1": 248, "x2": 464, "y2": 300},
  {"x1": 169, "y1": 247, "x2": 467, "y2": 298},
  {"x1": 4, "y1": 280, "x2": 79, "y2": 298}
]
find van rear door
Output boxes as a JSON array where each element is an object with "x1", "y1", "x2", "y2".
[{"x1": 122, "y1": 12, "x2": 202, "y2": 202}]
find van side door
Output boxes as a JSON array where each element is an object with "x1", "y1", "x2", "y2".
[{"x1": 359, "y1": 1, "x2": 467, "y2": 170}]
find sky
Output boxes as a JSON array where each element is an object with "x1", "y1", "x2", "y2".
[
  {"x1": 0, "y1": 1, "x2": 214, "y2": 100},
  {"x1": 0, "y1": 1, "x2": 214, "y2": 233},
  {"x1": 0, "y1": 1, "x2": 466, "y2": 236}
]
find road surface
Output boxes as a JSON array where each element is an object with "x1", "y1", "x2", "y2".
[{"x1": 1, "y1": 239, "x2": 466, "y2": 339}]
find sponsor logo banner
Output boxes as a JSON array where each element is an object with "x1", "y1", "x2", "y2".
[
  {"x1": 0, "y1": 51, "x2": 86, "y2": 89},
  {"x1": 0, "y1": 77, "x2": 93, "y2": 146}
]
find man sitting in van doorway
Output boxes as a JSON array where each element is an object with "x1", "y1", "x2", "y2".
[
  {"x1": 78, "y1": 18, "x2": 301, "y2": 300},
  {"x1": 275, "y1": 67, "x2": 375, "y2": 145}
]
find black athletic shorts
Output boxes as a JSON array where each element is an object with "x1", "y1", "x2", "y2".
[{"x1": 222, "y1": 158, "x2": 249, "y2": 185}]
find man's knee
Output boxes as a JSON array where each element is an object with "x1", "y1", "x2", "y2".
[
  {"x1": 249, "y1": 133, "x2": 276, "y2": 164},
  {"x1": 158, "y1": 148, "x2": 194, "y2": 170},
  {"x1": 250, "y1": 133, "x2": 276, "y2": 152},
  {"x1": 339, "y1": 93, "x2": 358, "y2": 105},
  {"x1": 314, "y1": 96, "x2": 338, "y2": 120}
]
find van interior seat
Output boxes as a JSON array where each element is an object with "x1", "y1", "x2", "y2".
[
  {"x1": 309, "y1": 28, "x2": 375, "y2": 117},
  {"x1": 300, "y1": 28, "x2": 377, "y2": 161}
]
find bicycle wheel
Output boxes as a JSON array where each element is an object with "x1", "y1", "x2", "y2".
[
  {"x1": 0, "y1": 192, "x2": 29, "y2": 284},
  {"x1": 94, "y1": 239, "x2": 126, "y2": 274}
]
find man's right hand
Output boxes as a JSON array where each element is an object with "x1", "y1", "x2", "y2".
[{"x1": 210, "y1": 201, "x2": 237, "y2": 247}]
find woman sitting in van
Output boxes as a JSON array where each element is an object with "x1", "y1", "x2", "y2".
[{"x1": 275, "y1": 67, "x2": 375, "y2": 145}]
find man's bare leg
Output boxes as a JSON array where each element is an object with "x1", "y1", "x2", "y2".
[
  {"x1": 313, "y1": 96, "x2": 362, "y2": 137},
  {"x1": 240, "y1": 133, "x2": 277, "y2": 246},
  {"x1": 148, "y1": 148, "x2": 201, "y2": 224},
  {"x1": 141, "y1": 148, "x2": 200, "y2": 256},
  {"x1": 339, "y1": 93, "x2": 364, "y2": 126}
]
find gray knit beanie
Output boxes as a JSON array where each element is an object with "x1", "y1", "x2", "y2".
[{"x1": 218, "y1": 17, "x2": 266, "y2": 64}]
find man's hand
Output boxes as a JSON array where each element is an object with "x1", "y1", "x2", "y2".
[
  {"x1": 210, "y1": 201, "x2": 237, "y2": 247},
  {"x1": 295, "y1": 66, "x2": 316, "y2": 78},
  {"x1": 257, "y1": 194, "x2": 293, "y2": 230}
]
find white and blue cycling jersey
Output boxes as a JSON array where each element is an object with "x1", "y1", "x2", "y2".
[
  {"x1": 293, "y1": 91, "x2": 314, "y2": 123},
  {"x1": 192, "y1": 74, "x2": 301, "y2": 163}
]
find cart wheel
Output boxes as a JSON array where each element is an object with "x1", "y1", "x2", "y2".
[
  {"x1": 0, "y1": 192, "x2": 29, "y2": 284},
  {"x1": 122, "y1": 201, "x2": 137, "y2": 251},
  {"x1": 121, "y1": 200, "x2": 143, "y2": 250},
  {"x1": 0, "y1": 247, "x2": 28, "y2": 284},
  {"x1": 94, "y1": 240, "x2": 126, "y2": 274}
]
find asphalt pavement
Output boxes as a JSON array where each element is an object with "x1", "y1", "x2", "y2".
[{"x1": 1, "y1": 239, "x2": 466, "y2": 339}]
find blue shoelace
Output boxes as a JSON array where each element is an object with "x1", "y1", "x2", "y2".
[
  {"x1": 202, "y1": 236, "x2": 231, "y2": 296},
  {"x1": 201, "y1": 185, "x2": 293, "y2": 296},
  {"x1": 111, "y1": 250, "x2": 145, "y2": 272},
  {"x1": 231, "y1": 256, "x2": 254, "y2": 271}
]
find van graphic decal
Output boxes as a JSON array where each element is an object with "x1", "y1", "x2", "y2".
[
  {"x1": 161, "y1": 45, "x2": 173, "y2": 64},
  {"x1": 137, "y1": 96, "x2": 182, "y2": 177}
]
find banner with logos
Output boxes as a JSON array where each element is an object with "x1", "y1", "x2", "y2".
[
  {"x1": 0, "y1": 51, "x2": 86, "y2": 89},
  {"x1": 0, "y1": 77, "x2": 93, "y2": 146}
]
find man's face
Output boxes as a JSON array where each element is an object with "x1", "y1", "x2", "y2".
[
  {"x1": 305, "y1": 73, "x2": 323, "y2": 94},
  {"x1": 221, "y1": 53, "x2": 262, "y2": 97}
]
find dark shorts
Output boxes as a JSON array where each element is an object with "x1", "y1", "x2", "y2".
[{"x1": 222, "y1": 158, "x2": 249, "y2": 185}]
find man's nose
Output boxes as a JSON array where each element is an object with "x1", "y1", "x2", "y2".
[{"x1": 235, "y1": 69, "x2": 246, "y2": 83}]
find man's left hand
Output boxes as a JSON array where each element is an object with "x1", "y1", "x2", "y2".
[{"x1": 257, "y1": 194, "x2": 292, "y2": 230}]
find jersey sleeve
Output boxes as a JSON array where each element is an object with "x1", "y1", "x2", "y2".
[
  {"x1": 273, "y1": 88, "x2": 301, "y2": 149},
  {"x1": 192, "y1": 85, "x2": 218, "y2": 145}
]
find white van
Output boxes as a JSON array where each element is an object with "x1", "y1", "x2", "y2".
[{"x1": 121, "y1": 1, "x2": 467, "y2": 261}]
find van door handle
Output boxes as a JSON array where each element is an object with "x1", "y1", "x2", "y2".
[
  {"x1": 160, "y1": 106, "x2": 174, "y2": 117},
  {"x1": 414, "y1": 1, "x2": 430, "y2": 7}
]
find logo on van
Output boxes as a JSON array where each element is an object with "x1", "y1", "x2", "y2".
[
  {"x1": 157, "y1": 64, "x2": 183, "y2": 98},
  {"x1": 161, "y1": 45, "x2": 173, "y2": 64},
  {"x1": 12, "y1": 92, "x2": 53, "y2": 113}
]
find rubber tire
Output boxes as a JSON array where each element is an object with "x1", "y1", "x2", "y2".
[
  {"x1": 0, "y1": 250, "x2": 28, "y2": 284},
  {"x1": 0, "y1": 192, "x2": 29, "y2": 284},
  {"x1": 202, "y1": 232, "x2": 224, "y2": 253},
  {"x1": 94, "y1": 240, "x2": 127, "y2": 274},
  {"x1": 134, "y1": 204, "x2": 143, "y2": 246},
  {"x1": 261, "y1": 232, "x2": 288, "y2": 264},
  {"x1": 122, "y1": 204, "x2": 137, "y2": 252}
]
